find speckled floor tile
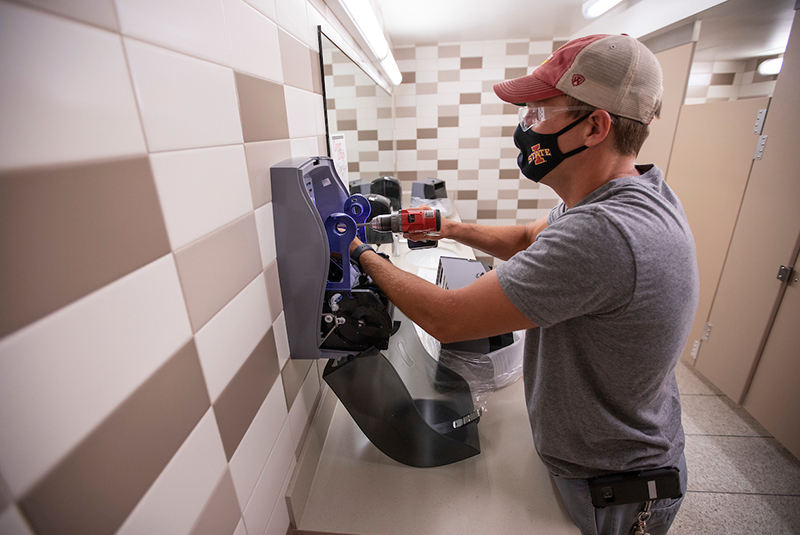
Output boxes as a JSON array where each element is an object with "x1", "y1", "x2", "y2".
[
  {"x1": 675, "y1": 360, "x2": 722, "y2": 396},
  {"x1": 682, "y1": 394, "x2": 771, "y2": 437},
  {"x1": 685, "y1": 435, "x2": 800, "y2": 495},
  {"x1": 670, "y1": 491, "x2": 800, "y2": 535}
]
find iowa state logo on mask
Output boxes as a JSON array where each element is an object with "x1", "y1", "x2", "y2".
[{"x1": 527, "y1": 143, "x2": 552, "y2": 165}]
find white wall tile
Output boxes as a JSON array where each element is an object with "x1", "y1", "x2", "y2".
[
  {"x1": 194, "y1": 274, "x2": 271, "y2": 403},
  {"x1": 285, "y1": 86, "x2": 319, "y2": 139},
  {"x1": 229, "y1": 380, "x2": 288, "y2": 509},
  {"x1": 115, "y1": 410, "x2": 228, "y2": 535},
  {"x1": 151, "y1": 145, "x2": 253, "y2": 250},
  {"x1": 287, "y1": 364, "x2": 320, "y2": 452},
  {"x1": 224, "y1": 0, "x2": 283, "y2": 82},
  {"x1": 273, "y1": 312, "x2": 291, "y2": 369},
  {"x1": 0, "y1": 255, "x2": 192, "y2": 496},
  {"x1": 116, "y1": 0, "x2": 231, "y2": 66},
  {"x1": 290, "y1": 137, "x2": 321, "y2": 160},
  {"x1": 254, "y1": 203, "x2": 277, "y2": 269},
  {"x1": 242, "y1": 421, "x2": 295, "y2": 535},
  {"x1": 275, "y1": 0, "x2": 309, "y2": 46},
  {"x1": 124, "y1": 38, "x2": 243, "y2": 152},
  {"x1": 0, "y1": 507, "x2": 34, "y2": 535},
  {"x1": 14, "y1": 0, "x2": 118, "y2": 30},
  {"x1": 244, "y1": 0, "x2": 277, "y2": 21},
  {"x1": 0, "y1": 3, "x2": 146, "y2": 171},
  {"x1": 264, "y1": 456, "x2": 294, "y2": 535}
]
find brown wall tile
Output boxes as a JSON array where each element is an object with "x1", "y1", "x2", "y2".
[
  {"x1": 518, "y1": 199, "x2": 539, "y2": 209},
  {"x1": 481, "y1": 103, "x2": 504, "y2": 115},
  {"x1": 498, "y1": 190, "x2": 518, "y2": 199},
  {"x1": 417, "y1": 128, "x2": 437, "y2": 139},
  {"x1": 400, "y1": 72, "x2": 416, "y2": 83},
  {"x1": 336, "y1": 108, "x2": 357, "y2": 120},
  {"x1": 310, "y1": 50, "x2": 323, "y2": 94},
  {"x1": 459, "y1": 138, "x2": 480, "y2": 149},
  {"x1": 393, "y1": 47, "x2": 415, "y2": 60},
  {"x1": 396, "y1": 106, "x2": 416, "y2": 118},
  {"x1": 279, "y1": 29, "x2": 313, "y2": 92},
  {"x1": 397, "y1": 140, "x2": 417, "y2": 150},
  {"x1": 333, "y1": 74, "x2": 355, "y2": 86},
  {"x1": 438, "y1": 160, "x2": 458, "y2": 170},
  {"x1": 438, "y1": 45, "x2": 460, "y2": 58},
  {"x1": 417, "y1": 150, "x2": 437, "y2": 160},
  {"x1": 358, "y1": 130, "x2": 378, "y2": 141},
  {"x1": 356, "y1": 85, "x2": 376, "y2": 97},
  {"x1": 265, "y1": 260, "x2": 283, "y2": 323},
  {"x1": 438, "y1": 116, "x2": 459, "y2": 127},
  {"x1": 214, "y1": 328, "x2": 280, "y2": 460},
  {"x1": 539, "y1": 198, "x2": 560, "y2": 210},
  {"x1": 174, "y1": 214, "x2": 263, "y2": 332},
  {"x1": 20, "y1": 341, "x2": 209, "y2": 535},
  {"x1": 282, "y1": 359, "x2": 313, "y2": 411},
  {"x1": 438, "y1": 70, "x2": 460, "y2": 82},
  {"x1": 348, "y1": 161, "x2": 360, "y2": 172},
  {"x1": 377, "y1": 107, "x2": 392, "y2": 119},
  {"x1": 520, "y1": 178, "x2": 540, "y2": 189},
  {"x1": 479, "y1": 159, "x2": 499, "y2": 169},
  {"x1": 0, "y1": 476, "x2": 10, "y2": 515},
  {"x1": 507, "y1": 42, "x2": 529, "y2": 55},
  {"x1": 188, "y1": 470, "x2": 241, "y2": 535},
  {"x1": 235, "y1": 72, "x2": 289, "y2": 142},
  {"x1": 337, "y1": 120, "x2": 357, "y2": 131},
  {"x1": 458, "y1": 190, "x2": 478, "y2": 200},
  {"x1": 244, "y1": 140, "x2": 292, "y2": 209},
  {"x1": 501, "y1": 126, "x2": 517, "y2": 137},
  {"x1": 461, "y1": 57, "x2": 483, "y2": 69},
  {"x1": 553, "y1": 40, "x2": 568, "y2": 52},
  {"x1": 0, "y1": 157, "x2": 170, "y2": 338},
  {"x1": 477, "y1": 209, "x2": 497, "y2": 219},
  {"x1": 529, "y1": 53, "x2": 550, "y2": 67},
  {"x1": 416, "y1": 83, "x2": 438, "y2": 94},
  {"x1": 378, "y1": 140, "x2": 394, "y2": 151},
  {"x1": 458, "y1": 169, "x2": 479, "y2": 180},
  {"x1": 438, "y1": 105, "x2": 459, "y2": 117},
  {"x1": 396, "y1": 171, "x2": 418, "y2": 182},
  {"x1": 359, "y1": 151, "x2": 379, "y2": 162},
  {"x1": 497, "y1": 210, "x2": 517, "y2": 219},
  {"x1": 710, "y1": 72, "x2": 736, "y2": 85},
  {"x1": 501, "y1": 147, "x2": 519, "y2": 158},
  {"x1": 500, "y1": 169, "x2": 521, "y2": 179},
  {"x1": 505, "y1": 67, "x2": 528, "y2": 79},
  {"x1": 480, "y1": 126, "x2": 502, "y2": 137},
  {"x1": 478, "y1": 200, "x2": 497, "y2": 210},
  {"x1": 460, "y1": 93, "x2": 481, "y2": 104},
  {"x1": 503, "y1": 103, "x2": 519, "y2": 115}
]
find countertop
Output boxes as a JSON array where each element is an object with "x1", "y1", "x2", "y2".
[{"x1": 293, "y1": 220, "x2": 578, "y2": 535}]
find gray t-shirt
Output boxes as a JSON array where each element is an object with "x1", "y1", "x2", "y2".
[{"x1": 496, "y1": 164, "x2": 699, "y2": 479}]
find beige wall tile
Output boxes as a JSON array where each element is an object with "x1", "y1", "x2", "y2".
[
  {"x1": 281, "y1": 359, "x2": 313, "y2": 411},
  {"x1": 174, "y1": 213, "x2": 263, "y2": 332},
  {"x1": 214, "y1": 328, "x2": 280, "y2": 460},
  {"x1": 19, "y1": 341, "x2": 209, "y2": 535},
  {"x1": 236, "y1": 72, "x2": 290, "y2": 142},
  {"x1": 265, "y1": 261, "x2": 283, "y2": 323},
  {"x1": 0, "y1": 157, "x2": 170, "y2": 338}
]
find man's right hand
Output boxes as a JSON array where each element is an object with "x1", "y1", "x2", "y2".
[{"x1": 403, "y1": 204, "x2": 454, "y2": 242}]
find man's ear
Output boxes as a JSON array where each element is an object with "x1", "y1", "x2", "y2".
[{"x1": 583, "y1": 110, "x2": 613, "y2": 148}]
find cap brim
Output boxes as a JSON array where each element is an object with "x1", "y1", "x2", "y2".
[{"x1": 493, "y1": 73, "x2": 564, "y2": 104}]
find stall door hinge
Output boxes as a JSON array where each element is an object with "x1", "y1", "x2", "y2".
[
  {"x1": 702, "y1": 323, "x2": 713, "y2": 341},
  {"x1": 754, "y1": 135, "x2": 768, "y2": 160},
  {"x1": 753, "y1": 108, "x2": 767, "y2": 134},
  {"x1": 777, "y1": 265, "x2": 794, "y2": 282}
]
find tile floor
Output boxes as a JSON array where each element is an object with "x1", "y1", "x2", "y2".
[{"x1": 671, "y1": 360, "x2": 800, "y2": 534}]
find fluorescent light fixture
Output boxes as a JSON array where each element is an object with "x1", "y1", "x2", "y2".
[
  {"x1": 582, "y1": 0, "x2": 625, "y2": 19},
  {"x1": 334, "y1": 0, "x2": 402, "y2": 85},
  {"x1": 758, "y1": 57, "x2": 783, "y2": 76}
]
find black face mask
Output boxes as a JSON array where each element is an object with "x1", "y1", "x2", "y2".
[{"x1": 513, "y1": 114, "x2": 591, "y2": 183}]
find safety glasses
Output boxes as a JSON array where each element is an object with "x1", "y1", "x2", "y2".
[{"x1": 518, "y1": 105, "x2": 598, "y2": 131}]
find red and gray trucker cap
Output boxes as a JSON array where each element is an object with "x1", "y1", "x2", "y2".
[{"x1": 493, "y1": 34, "x2": 663, "y2": 124}]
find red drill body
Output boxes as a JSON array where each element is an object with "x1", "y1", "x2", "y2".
[{"x1": 364, "y1": 208, "x2": 441, "y2": 234}]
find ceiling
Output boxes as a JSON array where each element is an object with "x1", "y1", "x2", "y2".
[{"x1": 374, "y1": 0, "x2": 796, "y2": 62}]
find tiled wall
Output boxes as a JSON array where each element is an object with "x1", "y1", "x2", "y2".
[
  {"x1": 0, "y1": 1, "x2": 371, "y2": 534},
  {"x1": 685, "y1": 56, "x2": 781, "y2": 105},
  {"x1": 322, "y1": 43, "x2": 395, "y2": 183},
  {"x1": 390, "y1": 40, "x2": 564, "y2": 227}
]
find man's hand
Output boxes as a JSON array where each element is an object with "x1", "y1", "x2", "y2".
[{"x1": 403, "y1": 204, "x2": 455, "y2": 242}]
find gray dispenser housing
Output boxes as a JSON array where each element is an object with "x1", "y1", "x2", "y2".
[{"x1": 270, "y1": 157, "x2": 481, "y2": 467}]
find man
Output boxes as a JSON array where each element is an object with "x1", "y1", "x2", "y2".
[{"x1": 349, "y1": 34, "x2": 698, "y2": 535}]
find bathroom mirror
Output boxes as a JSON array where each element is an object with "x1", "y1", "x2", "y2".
[{"x1": 318, "y1": 27, "x2": 395, "y2": 185}]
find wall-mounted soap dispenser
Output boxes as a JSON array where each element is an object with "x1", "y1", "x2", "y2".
[{"x1": 271, "y1": 157, "x2": 481, "y2": 467}]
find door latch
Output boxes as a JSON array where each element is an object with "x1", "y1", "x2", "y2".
[{"x1": 777, "y1": 265, "x2": 794, "y2": 282}]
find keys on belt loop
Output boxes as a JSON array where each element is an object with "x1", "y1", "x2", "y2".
[{"x1": 631, "y1": 500, "x2": 652, "y2": 535}]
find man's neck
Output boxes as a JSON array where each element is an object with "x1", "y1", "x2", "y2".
[{"x1": 548, "y1": 155, "x2": 640, "y2": 208}]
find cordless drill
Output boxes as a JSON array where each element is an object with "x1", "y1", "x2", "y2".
[{"x1": 359, "y1": 208, "x2": 441, "y2": 235}]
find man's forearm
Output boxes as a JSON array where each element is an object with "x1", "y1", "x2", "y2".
[{"x1": 445, "y1": 216, "x2": 547, "y2": 260}]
